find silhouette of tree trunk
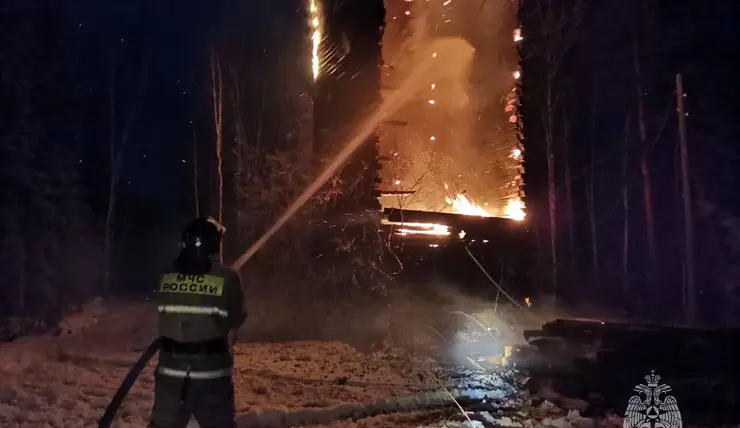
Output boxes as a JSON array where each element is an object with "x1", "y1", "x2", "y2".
[
  {"x1": 676, "y1": 73, "x2": 695, "y2": 324},
  {"x1": 562, "y1": 109, "x2": 575, "y2": 268},
  {"x1": 633, "y1": 43, "x2": 658, "y2": 293},
  {"x1": 621, "y1": 115, "x2": 631, "y2": 294},
  {"x1": 211, "y1": 50, "x2": 224, "y2": 262},
  {"x1": 533, "y1": 0, "x2": 583, "y2": 307},
  {"x1": 586, "y1": 94, "x2": 599, "y2": 289},
  {"x1": 192, "y1": 125, "x2": 200, "y2": 218},
  {"x1": 104, "y1": 55, "x2": 147, "y2": 296}
]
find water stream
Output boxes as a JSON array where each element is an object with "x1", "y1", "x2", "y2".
[{"x1": 232, "y1": 38, "x2": 475, "y2": 270}]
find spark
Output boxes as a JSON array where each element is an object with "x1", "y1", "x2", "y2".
[
  {"x1": 428, "y1": 99, "x2": 435, "y2": 104},
  {"x1": 394, "y1": 179, "x2": 402, "y2": 185},
  {"x1": 430, "y1": 136, "x2": 436, "y2": 141},
  {"x1": 510, "y1": 148, "x2": 522, "y2": 159},
  {"x1": 405, "y1": 10, "x2": 411, "y2": 16},
  {"x1": 431, "y1": 83, "x2": 436, "y2": 89},
  {"x1": 513, "y1": 70, "x2": 520, "y2": 79}
]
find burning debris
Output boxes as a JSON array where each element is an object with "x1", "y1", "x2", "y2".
[{"x1": 380, "y1": 209, "x2": 528, "y2": 247}]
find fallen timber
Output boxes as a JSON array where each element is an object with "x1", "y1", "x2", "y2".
[
  {"x1": 383, "y1": 207, "x2": 530, "y2": 242},
  {"x1": 515, "y1": 318, "x2": 740, "y2": 425}
]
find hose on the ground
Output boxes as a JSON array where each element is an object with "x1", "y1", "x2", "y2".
[
  {"x1": 235, "y1": 386, "x2": 515, "y2": 427},
  {"x1": 97, "y1": 337, "x2": 161, "y2": 428}
]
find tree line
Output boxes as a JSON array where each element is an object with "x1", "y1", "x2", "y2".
[{"x1": 519, "y1": 0, "x2": 740, "y2": 324}]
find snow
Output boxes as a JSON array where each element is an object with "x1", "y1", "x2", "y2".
[
  {"x1": 0, "y1": 301, "x2": 443, "y2": 427},
  {"x1": 0, "y1": 300, "x2": 622, "y2": 428}
]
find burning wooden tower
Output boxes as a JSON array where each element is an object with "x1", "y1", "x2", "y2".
[{"x1": 311, "y1": 0, "x2": 385, "y2": 213}]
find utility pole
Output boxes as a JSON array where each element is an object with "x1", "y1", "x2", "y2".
[{"x1": 676, "y1": 73, "x2": 695, "y2": 324}]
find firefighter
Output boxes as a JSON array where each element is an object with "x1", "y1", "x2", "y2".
[{"x1": 148, "y1": 217, "x2": 247, "y2": 428}]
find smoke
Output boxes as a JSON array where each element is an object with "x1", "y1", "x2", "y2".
[
  {"x1": 241, "y1": 274, "x2": 544, "y2": 368},
  {"x1": 380, "y1": 0, "x2": 520, "y2": 214}
]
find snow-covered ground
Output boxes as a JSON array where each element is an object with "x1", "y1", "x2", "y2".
[
  {"x1": 0, "y1": 300, "x2": 457, "y2": 427},
  {"x1": 0, "y1": 299, "x2": 622, "y2": 428}
]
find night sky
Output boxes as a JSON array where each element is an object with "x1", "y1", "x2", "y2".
[
  {"x1": 48, "y1": 1, "x2": 242, "y2": 289},
  {"x1": 4, "y1": 0, "x2": 740, "y2": 322}
]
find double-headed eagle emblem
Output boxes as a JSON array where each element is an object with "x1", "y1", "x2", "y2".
[{"x1": 624, "y1": 370, "x2": 682, "y2": 428}]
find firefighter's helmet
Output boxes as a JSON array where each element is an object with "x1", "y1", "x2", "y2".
[{"x1": 181, "y1": 217, "x2": 225, "y2": 256}]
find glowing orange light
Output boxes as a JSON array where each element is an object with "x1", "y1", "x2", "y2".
[
  {"x1": 503, "y1": 199, "x2": 525, "y2": 221},
  {"x1": 445, "y1": 194, "x2": 493, "y2": 217},
  {"x1": 382, "y1": 219, "x2": 450, "y2": 237},
  {"x1": 309, "y1": 0, "x2": 321, "y2": 80},
  {"x1": 513, "y1": 28, "x2": 523, "y2": 42}
]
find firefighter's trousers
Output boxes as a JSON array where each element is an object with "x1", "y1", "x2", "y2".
[{"x1": 148, "y1": 338, "x2": 236, "y2": 428}]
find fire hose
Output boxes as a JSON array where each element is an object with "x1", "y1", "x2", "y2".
[
  {"x1": 97, "y1": 336, "x2": 162, "y2": 428},
  {"x1": 97, "y1": 328, "x2": 238, "y2": 427},
  {"x1": 96, "y1": 246, "x2": 519, "y2": 427}
]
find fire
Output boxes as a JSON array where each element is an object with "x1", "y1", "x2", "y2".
[
  {"x1": 443, "y1": 193, "x2": 525, "y2": 221},
  {"x1": 445, "y1": 194, "x2": 494, "y2": 217},
  {"x1": 309, "y1": 0, "x2": 321, "y2": 80},
  {"x1": 382, "y1": 219, "x2": 450, "y2": 236},
  {"x1": 513, "y1": 28, "x2": 523, "y2": 42},
  {"x1": 503, "y1": 198, "x2": 526, "y2": 221}
]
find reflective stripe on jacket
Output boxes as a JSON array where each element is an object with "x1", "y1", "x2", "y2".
[
  {"x1": 158, "y1": 304, "x2": 228, "y2": 318},
  {"x1": 155, "y1": 260, "x2": 246, "y2": 344},
  {"x1": 157, "y1": 366, "x2": 233, "y2": 380}
]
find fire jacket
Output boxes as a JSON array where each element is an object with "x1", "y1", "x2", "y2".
[{"x1": 154, "y1": 260, "x2": 246, "y2": 377}]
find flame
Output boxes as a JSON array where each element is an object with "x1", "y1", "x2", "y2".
[
  {"x1": 503, "y1": 198, "x2": 525, "y2": 221},
  {"x1": 379, "y1": 3, "x2": 526, "y2": 224},
  {"x1": 444, "y1": 193, "x2": 525, "y2": 221},
  {"x1": 445, "y1": 194, "x2": 494, "y2": 217},
  {"x1": 309, "y1": 0, "x2": 321, "y2": 80},
  {"x1": 382, "y1": 219, "x2": 450, "y2": 236},
  {"x1": 513, "y1": 28, "x2": 523, "y2": 42}
]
